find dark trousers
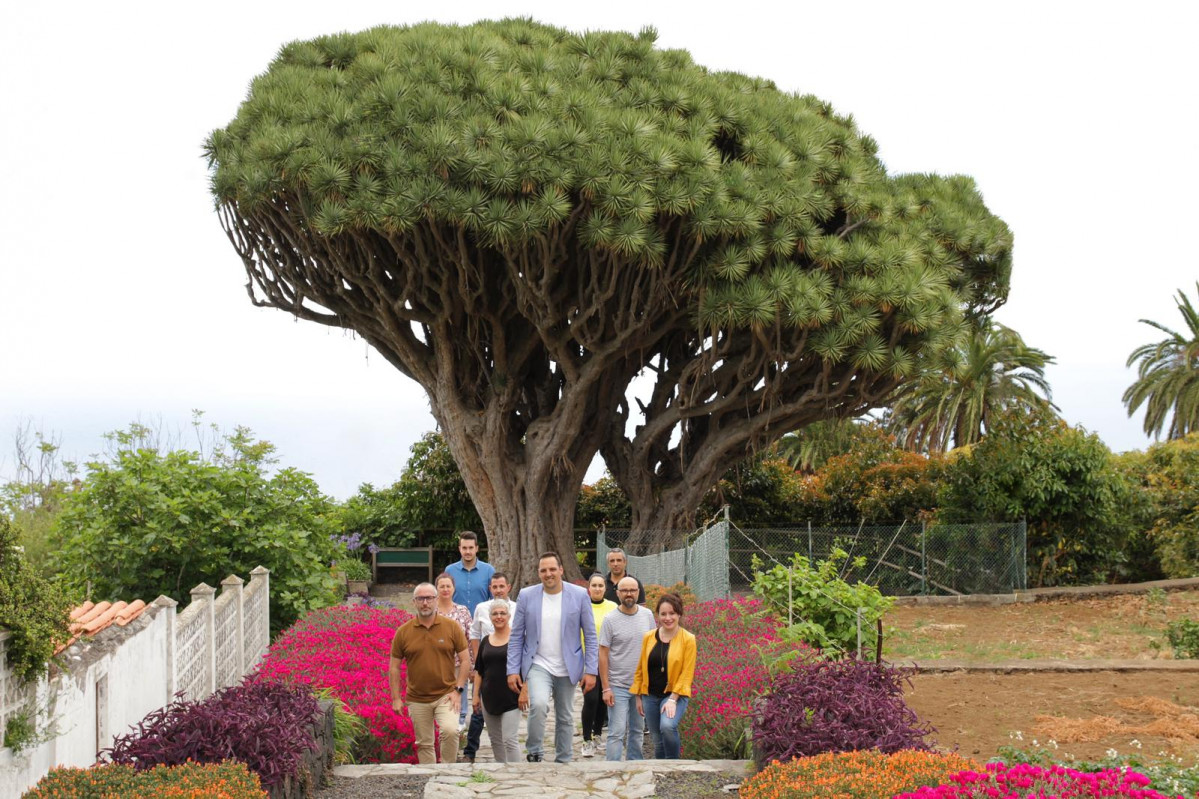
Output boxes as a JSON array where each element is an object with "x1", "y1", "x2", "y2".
[
  {"x1": 463, "y1": 709, "x2": 485, "y2": 758},
  {"x1": 580, "y1": 682, "x2": 607, "y2": 741}
]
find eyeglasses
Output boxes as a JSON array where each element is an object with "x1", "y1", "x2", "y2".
[{"x1": 414, "y1": 596, "x2": 436, "y2": 602}]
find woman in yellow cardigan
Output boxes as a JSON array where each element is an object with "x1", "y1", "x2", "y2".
[{"x1": 632, "y1": 593, "x2": 697, "y2": 759}]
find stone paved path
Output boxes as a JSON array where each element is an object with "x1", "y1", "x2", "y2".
[
  {"x1": 335, "y1": 760, "x2": 750, "y2": 798},
  {"x1": 334, "y1": 673, "x2": 749, "y2": 797}
]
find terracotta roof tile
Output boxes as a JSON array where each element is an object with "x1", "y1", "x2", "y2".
[{"x1": 55, "y1": 598, "x2": 151, "y2": 655}]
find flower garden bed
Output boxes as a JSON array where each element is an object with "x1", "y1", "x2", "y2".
[{"x1": 252, "y1": 605, "x2": 417, "y2": 763}]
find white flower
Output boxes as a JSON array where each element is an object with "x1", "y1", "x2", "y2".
[
  {"x1": 1105, "y1": 748, "x2": 1119, "y2": 758},
  {"x1": 1048, "y1": 739, "x2": 1058, "y2": 750},
  {"x1": 1129, "y1": 738, "x2": 1142, "y2": 749}
]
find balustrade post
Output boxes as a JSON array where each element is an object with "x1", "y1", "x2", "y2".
[
  {"x1": 221, "y1": 575, "x2": 245, "y2": 684},
  {"x1": 249, "y1": 566, "x2": 270, "y2": 659},
  {"x1": 153, "y1": 595, "x2": 179, "y2": 701},
  {"x1": 190, "y1": 583, "x2": 217, "y2": 699}
]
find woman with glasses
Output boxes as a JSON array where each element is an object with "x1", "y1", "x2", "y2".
[{"x1": 472, "y1": 600, "x2": 521, "y2": 761}]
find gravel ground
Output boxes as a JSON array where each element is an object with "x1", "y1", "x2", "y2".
[
  {"x1": 653, "y1": 769, "x2": 747, "y2": 798},
  {"x1": 314, "y1": 774, "x2": 428, "y2": 798}
]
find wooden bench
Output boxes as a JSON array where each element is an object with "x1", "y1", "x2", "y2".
[{"x1": 372, "y1": 547, "x2": 434, "y2": 584}]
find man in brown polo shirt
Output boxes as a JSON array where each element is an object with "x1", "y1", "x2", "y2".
[{"x1": 390, "y1": 582, "x2": 470, "y2": 764}]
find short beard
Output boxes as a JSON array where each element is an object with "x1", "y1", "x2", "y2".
[{"x1": 620, "y1": 597, "x2": 637, "y2": 609}]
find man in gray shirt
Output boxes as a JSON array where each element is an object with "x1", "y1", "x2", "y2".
[{"x1": 599, "y1": 576, "x2": 657, "y2": 761}]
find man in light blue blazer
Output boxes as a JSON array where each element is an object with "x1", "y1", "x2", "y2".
[{"x1": 507, "y1": 552, "x2": 598, "y2": 762}]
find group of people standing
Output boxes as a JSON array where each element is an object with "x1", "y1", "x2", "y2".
[{"x1": 388, "y1": 533, "x2": 697, "y2": 765}]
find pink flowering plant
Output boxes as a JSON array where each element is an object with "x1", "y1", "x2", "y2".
[
  {"x1": 681, "y1": 597, "x2": 793, "y2": 759},
  {"x1": 251, "y1": 605, "x2": 416, "y2": 763},
  {"x1": 895, "y1": 762, "x2": 1182, "y2": 799}
]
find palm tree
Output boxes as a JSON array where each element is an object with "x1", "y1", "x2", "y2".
[
  {"x1": 886, "y1": 319, "x2": 1055, "y2": 453},
  {"x1": 775, "y1": 420, "x2": 888, "y2": 473},
  {"x1": 1123, "y1": 284, "x2": 1199, "y2": 439}
]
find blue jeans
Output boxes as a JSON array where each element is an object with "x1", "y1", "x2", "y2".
[
  {"x1": 604, "y1": 685, "x2": 644, "y2": 761},
  {"x1": 641, "y1": 695, "x2": 688, "y2": 759},
  {"x1": 525, "y1": 665, "x2": 577, "y2": 762}
]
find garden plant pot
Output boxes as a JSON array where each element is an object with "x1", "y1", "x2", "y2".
[{"x1": 347, "y1": 579, "x2": 369, "y2": 595}]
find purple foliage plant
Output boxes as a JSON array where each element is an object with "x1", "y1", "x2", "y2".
[
  {"x1": 102, "y1": 680, "x2": 319, "y2": 788},
  {"x1": 751, "y1": 657, "x2": 934, "y2": 766}
]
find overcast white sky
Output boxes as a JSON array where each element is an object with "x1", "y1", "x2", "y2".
[{"x1": 2, "y1": 1, "x2": 1196, "y2": 498}]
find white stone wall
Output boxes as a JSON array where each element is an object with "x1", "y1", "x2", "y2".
[{"x1": 0, "y1": 568, "x2": 270, "y2": 799}]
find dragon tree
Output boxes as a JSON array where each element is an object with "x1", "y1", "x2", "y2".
[{"x1": 207, "y1": 20, "x2": 1012, "y2": 582}]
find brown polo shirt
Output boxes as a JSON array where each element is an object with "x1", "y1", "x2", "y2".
[{"x1": 390, "y1": 614, "x2": 468, "y2": 703}]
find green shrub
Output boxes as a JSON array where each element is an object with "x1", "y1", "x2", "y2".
[
  {"x1": 751, "y1": 548, "x2": 893, "y2": 657},
  {"x1": 51, "y1": 423, "x2": 341, "y2": 633},
  {"x1": 0, "y1": 517, "x2": 73, "y2": 681},
  {"x1": 1166, "y1": 619, "x2": 1199, "y2": 659},
  {"x1": 22, "y1": 760, "x2": 265, "y2": 798}
]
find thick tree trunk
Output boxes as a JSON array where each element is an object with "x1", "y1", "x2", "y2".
[{"x1": 434, "y1": 399, "x2": 598, "y2": 589}]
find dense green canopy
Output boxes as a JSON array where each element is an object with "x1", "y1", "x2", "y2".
[{"x1": 207, "y1": 19, "x2": 1012, "y2": 576}]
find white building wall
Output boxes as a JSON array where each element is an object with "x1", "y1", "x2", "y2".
[{"x1": 0, "y1": 569, "x2": 268, "y2": 799}]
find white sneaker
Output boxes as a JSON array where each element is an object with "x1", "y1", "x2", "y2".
[{"x1": 581, "y1": 740, "x2": 595, "y2": 758}]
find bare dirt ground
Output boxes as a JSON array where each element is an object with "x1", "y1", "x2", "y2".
[
  {"x1": 889, "y1": 589, "x2": 1199, "y2": 761},
  {"x1": 885, "y1": 590, "x2": 1199, "y2": 662},
  {"x1": 907, "y1": 670, "x2": 1199, "y2": 761}
]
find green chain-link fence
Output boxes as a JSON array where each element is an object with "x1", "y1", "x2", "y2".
[
  {"x1": 600, "y1": 517, "x2": 1026, "y2": 598},
  {"x1": 729, "y1": 521, "x2": 1027, "y2": 596},
  {"x1": 598, "y1": 519, "x2": 731, "y2": 601}
]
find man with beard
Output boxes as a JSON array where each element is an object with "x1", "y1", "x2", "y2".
[
  {"x1": 507, "y1": 553, "x2": 598, "y2": 762},
  {"x1": 599, "y1": 576, "x2": 657, "y2": 760},
  {"x1": 390, "y1": 582, "x2": 470, "y2": 764}
]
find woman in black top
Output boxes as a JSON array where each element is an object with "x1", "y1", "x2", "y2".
[{"x1": 472, "y1": 600, "x2": 521, "y2": 762}]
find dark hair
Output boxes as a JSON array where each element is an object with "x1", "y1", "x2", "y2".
[
  {"x1": 490, "y1": 572, "x2": 509, "y2": 585},
  {"x1": 458, "y1": 531, "x2": 478, "y2": 543},
  {"x1": 538, "y1": 551, "x2": 563, "y2": 568},
  {"x1": 656, "y1": 592, "x2": 684, "y2": 617},
  {"x1": 435, "y1": 571, "x2": 455, "y2": 587},
  {"x1": 588, "y1": 572, "x2": 606, "y2": 583}
]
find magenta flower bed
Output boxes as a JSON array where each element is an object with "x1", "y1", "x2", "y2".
[
  {"x1": 896, "y1": 762, "x2": 1179, "y2": 799},
  {"x1": 681, "y1": 597, "x2": 790, "y2": 759},
  {"x1": 252, "y1": 605, "x2": 416, "y2": 763}
]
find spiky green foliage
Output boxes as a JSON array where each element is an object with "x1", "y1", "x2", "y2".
[
  {"x1": 775, "y1": 420, "x2": 886, "y2": 473},
  {"x1": 1123, "y1": 284, "x2": 1199, "y2": 440},
  {"x1": 885, "y1": 319, "x2": 1054, "y2": 453},
  {"x1": 206, "y1": 20, "x2": 1011, "y2": 576}
]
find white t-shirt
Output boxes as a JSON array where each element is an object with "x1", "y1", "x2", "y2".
[{"x1": 532, "y1": 589, "x2": 567, "y2": 677}]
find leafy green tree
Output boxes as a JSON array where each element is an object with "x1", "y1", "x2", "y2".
[
  {"x1": 886, "y1": 319, "x2": 1055, "y2": 453},
  {"x1": 938, "y1": 409, "x2": 1133, "y2": 586},
  {"x1": 0, "y1": 517, "x2": 73, "y2": 681},
  {"x1": 336, "y1": 431, "x2": 483, "y2": 550},
  {"x1": 206, "y1": 20, "x2": 1011, "y2": 581},
  {"x1": 1123, "y1": 284, "x2": 1199, "y2": 440},
  {"x1": 575, "y1": 475, "x2": 632, "y2": 530},
  {"x1": 51, "y1": 424, "x2": 342, "y2": 632},
  {"x1": 699, "y1": 455, "x2": 805, "y2": 527},
  {"x1": 1122, "y1": 434, "x2": 1199, "y2": 579},
  {"x1": 795, "y1": 429, "x2": 944, "y2": 523},
  {"x1": 1, "y1": 424, "x2": 77, "y2": 577}
]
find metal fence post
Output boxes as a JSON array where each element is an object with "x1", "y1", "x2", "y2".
[{"x1": 920, "y1": 520, "x2": 927, "y2": 595}]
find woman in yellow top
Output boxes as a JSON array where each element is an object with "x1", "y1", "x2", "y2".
[
  {"x1": 632, "y1": 592, "x2": 697, "y2": 759},
  {"x1": 581, "y1": 573, "x2": 617, "y2": 757}
]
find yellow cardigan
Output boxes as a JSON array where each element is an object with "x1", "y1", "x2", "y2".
[{"x1": 631, "y1": 627, "x2": 697, "y2": 699}]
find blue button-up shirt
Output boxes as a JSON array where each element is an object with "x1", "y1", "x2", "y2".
[{"x1": 445, "y1": 559, "x2": 494, "y2": 615}]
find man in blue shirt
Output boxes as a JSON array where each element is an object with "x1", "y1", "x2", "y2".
[
  {"x1": 445, "y1": 530, "x2": 495, "y2": 762},
  {"x1": 445, "y1": 531, "x2": 494, "y2": 616}
]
